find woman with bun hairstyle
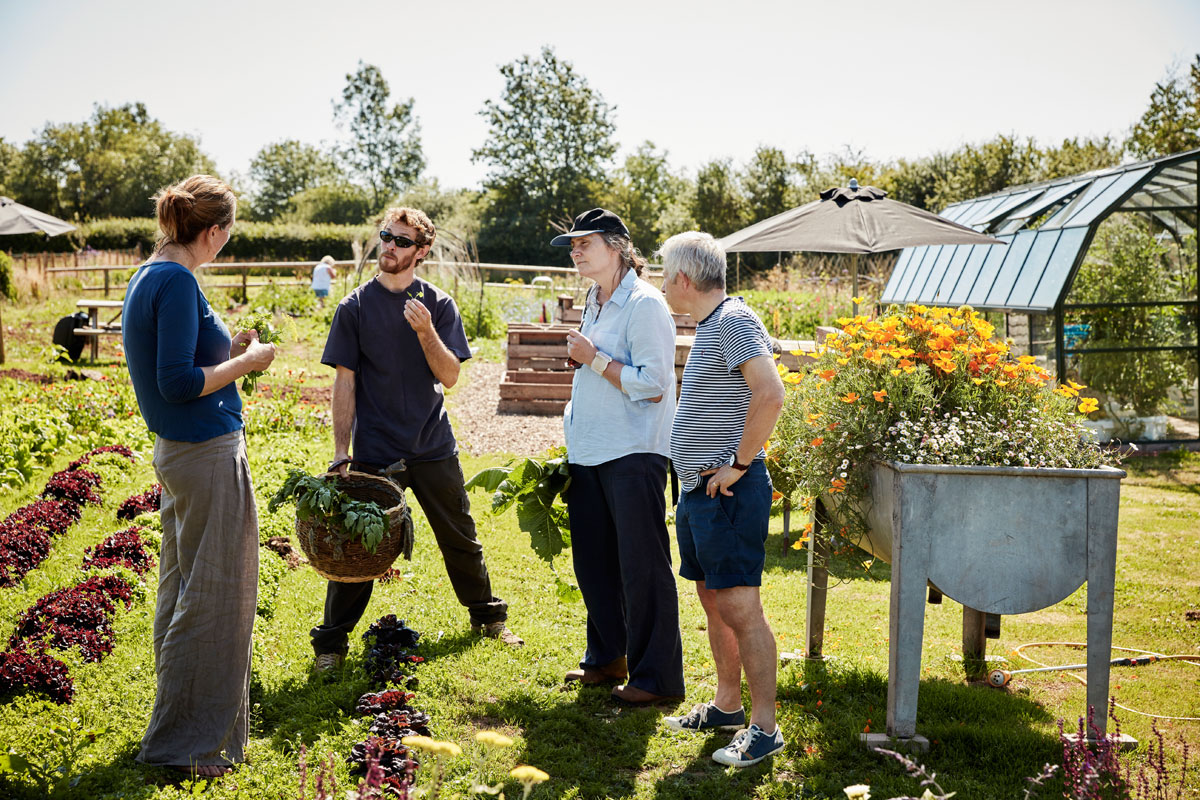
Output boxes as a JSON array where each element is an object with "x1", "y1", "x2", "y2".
[{"x1": 122, "y1": 175, "x2": 276, "y2": 777}]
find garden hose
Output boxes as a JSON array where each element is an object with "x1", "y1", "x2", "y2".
[{"x1": 991, "y1": 641, "x2": 1200, "y2": 721}]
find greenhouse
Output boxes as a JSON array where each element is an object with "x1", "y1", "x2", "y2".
[{"x1": 881, "y1": 147, "x2": 1200, "y2": 445}]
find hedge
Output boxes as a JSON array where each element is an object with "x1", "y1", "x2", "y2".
[
  {"x1": 0, "y1": 251, "x2": 14, "y2": 301},
  {"x1": 3, "y1": 218, "x2": 376, "y2": 261}
]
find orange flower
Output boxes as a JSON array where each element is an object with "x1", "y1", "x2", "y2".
[
  {"x1": 818, "y1": 369, "x2": 836, "y2": 381},
  {"x1": 829, "y1": 479, "x2": 846, "y2": 494},
  {"x1": 840, "y1": 392, "x2": 859, "y2": 403},
  {"x1": 873, "y1": 390, "x2": 887, "y2": 401},
  {"x1": 810, "y1": 437, "x2": 825, "y2": 447},
  {"x1": 806, "y1": 412, "x2": 823, "y2": 423},
  {"x1": 772, "y1": 490, "x2": 783, "y2": 501}
]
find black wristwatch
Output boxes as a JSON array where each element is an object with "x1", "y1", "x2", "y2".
[{"x1": 729, "y1": 456, "x2": 751, "y2": 471}]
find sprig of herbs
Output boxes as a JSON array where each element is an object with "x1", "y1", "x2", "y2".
[
  {"x1": 237, "y1": 310, "x2": 284, "y2": 394},
  {"x1": 268, "y1": 469, "x2": 390, "y2": 554}
]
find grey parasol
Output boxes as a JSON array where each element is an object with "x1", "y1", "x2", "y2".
[
  {"x1": 718, "y1": 181, "x2": 1002, "y2": 254},
  {"x1": 0, "y1": 197, "x2": 77, "y2": 237},
  {"x1": 717, "y1": 180, "x2": 1003, "y2": 310},
  {"x1": 0, "y1": 198, "x2": 76, "y2": 363}
]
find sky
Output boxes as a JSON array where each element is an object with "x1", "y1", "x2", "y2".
[{"x1": 2, "y1": 0, "x2": 1199, "y2": 192}]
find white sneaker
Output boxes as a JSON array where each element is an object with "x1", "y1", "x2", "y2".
[{"x1": 711, "y1": 723, "x2": 786, "y2": 767}]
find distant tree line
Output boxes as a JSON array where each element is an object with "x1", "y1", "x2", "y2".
[{"x1": 0, "y1": 52, "x2": 1196, "y2": 266}]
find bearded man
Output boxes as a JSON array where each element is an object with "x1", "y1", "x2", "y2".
[{"x1": 309, "y1": 207, "x2": 521, "y2": 672}]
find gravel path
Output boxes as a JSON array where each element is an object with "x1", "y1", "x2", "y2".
[{"x1": 448, "y1": 361, "x2": 566, "y2": 457}]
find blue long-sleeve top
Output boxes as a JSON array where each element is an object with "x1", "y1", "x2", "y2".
[{"x1": 122, "y1": 261, "x2": 243, "y2": 442}]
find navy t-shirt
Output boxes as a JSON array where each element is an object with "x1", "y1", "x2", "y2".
[
  {"x1": 122, "y1": 261, "x2": 243, "y2": 442},
  {"x1": 322, "y1": 276, "x2": 471, "y2": 465}
]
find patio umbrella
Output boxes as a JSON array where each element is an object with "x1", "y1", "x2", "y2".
[
  {"x1": 717, "y1": 180, "x2": 1004, "y2": 308},
  {"x1": 0, "y1": 196, "x2": 76, "y2": 236},
  {"x1": 0, "y1": 199, "x2": 75, "y2": 363}
]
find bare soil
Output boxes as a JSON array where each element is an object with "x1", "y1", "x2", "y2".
[{"x1": 449, "y1": 361, "x2": 565, "y2": 457}]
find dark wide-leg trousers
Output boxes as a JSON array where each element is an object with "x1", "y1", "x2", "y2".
[
  {"x1": 567, "y1": 453, "x2": 684, "y2": 697},
  {"x1": 310, "y1": 455, "x2": 507, "y2": 656}
]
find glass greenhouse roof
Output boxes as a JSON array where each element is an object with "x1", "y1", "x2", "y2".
[{"x1": 881, "y1": 148, "x2": 1200, "y2": 312}]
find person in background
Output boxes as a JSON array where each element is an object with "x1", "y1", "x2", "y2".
[
  {"x1": 657, "y1": 231, "x2": 787, "y2": 768},
  {"x1": 312, "y1": 254, "x2": 337, "y2": 306},
  {"x1": 310, "y1": 206, "x2": 521, "y2": 673},
  {"x1": 122, "y1": 174, "x2": 277, "y2": 778},
  {"x1": 554, "y1": 208, "x2": 685, "y2": 705}
]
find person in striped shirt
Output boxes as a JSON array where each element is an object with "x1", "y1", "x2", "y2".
[{"x1": 657, "y1": 231, "x2": 788, "y2": 768}]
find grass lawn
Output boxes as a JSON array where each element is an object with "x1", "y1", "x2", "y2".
[{"x1": 0, "y1": 291, "x2": 1196, "y2": 799}]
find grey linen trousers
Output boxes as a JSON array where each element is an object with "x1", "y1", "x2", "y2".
[{"x1": 137, "y1": 430, "x2": 259, "y2": 768}]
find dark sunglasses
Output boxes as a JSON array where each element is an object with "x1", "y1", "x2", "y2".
[{"x1": 379, "y1": 230, "x2": 418, "y2": 248}]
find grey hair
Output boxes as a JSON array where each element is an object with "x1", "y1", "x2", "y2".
[
  {"x1": 656, "y1": 231, "x2": 726, "y2": 292},
  {"x1": 600, "y1": 231, "x2": 648, "y2": 277}
]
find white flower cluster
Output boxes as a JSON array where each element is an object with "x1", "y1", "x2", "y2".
[{"x1": 878, "y1": 408, "x2": 1101, "y2": 469}]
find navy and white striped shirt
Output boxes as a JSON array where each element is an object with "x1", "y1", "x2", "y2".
[{"x1": 670, "y1": 297, "x2": 774, "y2": 492}]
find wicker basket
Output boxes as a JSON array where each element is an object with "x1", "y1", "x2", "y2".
[{"x1": 294, "y1": 472, "x2": 413, "y2": 582}]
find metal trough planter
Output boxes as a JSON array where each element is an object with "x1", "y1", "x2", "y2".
[{"x1": 804, "y1": 460, "x2": 1125, "y2": 740}]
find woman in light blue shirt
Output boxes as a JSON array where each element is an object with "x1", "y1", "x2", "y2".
[{"x1": 554, "y1": 208, "x2": 684, "y2": 704}]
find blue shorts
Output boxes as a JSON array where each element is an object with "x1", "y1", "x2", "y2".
[
  {"x1": 675, "y1": 460, "x2": 772, "y2": 589},
  {"x1": 313, "y1": 288, "x2": 330, "y2": 298}
]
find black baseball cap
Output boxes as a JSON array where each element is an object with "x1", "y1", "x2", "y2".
[{"x1": 549, "y1": 208, "x2": 630, "y2": 246}]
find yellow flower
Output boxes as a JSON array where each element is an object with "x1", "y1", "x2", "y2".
[
  {"x1": 837, "y1": 357, "x2": 850, "y2": 365},
  {"x1": 971, "y1": 378, "x2": 984, "y2": 385},
  {"x1": 511, "y1": 765, "x2": 550, "y2": 784},
  {"x1": 806, "y1": 412, "x2": 823, "y2": 423},
  {"x1": 851, "y1": 296, "x2": 865, "y2": 304},
  {"x1": 1068, "y1": 379, "x2": 1086, "y2": 390},
  {"x1": 776, "y1": 363, "x2": 789, "y2": 376},
  {"x1": 403, "y1": 736, "x2": 461, "y2": 757},
  {"x1": 476, "y1": 731, "x2": 514, "y2": 749},
  {"x1": 1078, "y1": 397, "x2": 1099, "y2": 414},
  {"x1": 995, "y1": 379, "x2": 1009, "y2": 387},
  {"x1": 890, "y1": 369, "x2": 901, "y2": 376},
  {"x1": 784, "y1": 372, "x2": 803, "y2": 384},
  {"x1": 433, "y1": 741, "x2": 462, "y2": 757},
  {"x1": 402, "y1": 735, "x2": 435, "y2": 751}
]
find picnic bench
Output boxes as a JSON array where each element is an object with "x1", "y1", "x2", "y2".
[{"x1": 75, "y1": 299, "x2": 123, "y2": 361}]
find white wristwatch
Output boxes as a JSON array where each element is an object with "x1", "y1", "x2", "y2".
[{"x1": 590, "y1": 351, "x2": 613, "y2": 375}]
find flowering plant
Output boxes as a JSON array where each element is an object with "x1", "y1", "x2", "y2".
[{"x1": 768, "y1": 304, "x2": 1119, "y2": 543}]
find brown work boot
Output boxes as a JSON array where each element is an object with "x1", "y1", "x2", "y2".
[
  {"x1": 611, "y1": 683, "x2": 683, "y2": 705},
  {"x1": 472, "y1": 621, "x2": 524, "y2": 647},
  {"x1": 565, "y1": 656, "x2": 627, "y2": 685}
]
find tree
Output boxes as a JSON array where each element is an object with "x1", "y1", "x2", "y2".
[
  {"x1": 473, "y1": 46, "x2": 617, "y2": 264},
  {"x1": 286, "y1": 182, "x2": 375, "y2": 225},
  {"x1": 603, "y1": 141, "x2": 680, "y2": 256},
  {"x1": 878, "y1": 153, "x2": 954, "y2": 210},
  {"x1": 928, "y1": 134, "x2": 1041, "y2": 211},
  {"x1": 249, "y1": 140, "x2": 339, "y2": 221},
  {"x1": 1127, "y1": 55, "x2": 1200, "y2": 160},
  {"x1": 1040, "y1": 136, "x2": 1122, "y2": 181},
  {"x1": 0, "y1": 137, "x2": 16, "y2": 196},
  {"x1": 333, "y1": 62, "x2": 424, "y2": 211},
  {"x1": 741, "y1": 146, "x2": 799, "y2": 224},
  {"x1": 690, "y1": 159, "x2": 746, "y2": 238},
  {"x1": 7, "y1": 103, "x2": 215, "y2": 220}
]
